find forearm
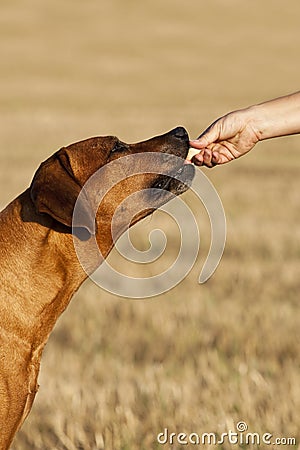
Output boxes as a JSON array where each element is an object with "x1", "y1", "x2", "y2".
[{"x1": 248, "y1": 91, "x2": 300, "y2": 141}]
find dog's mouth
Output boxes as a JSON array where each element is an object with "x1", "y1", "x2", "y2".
[
  {"x1": 152, "y1": 163, "x2": 195, "y2": 196},
  {"x1": 151, "y1": 126, "x2": 195, "y2": 196}
]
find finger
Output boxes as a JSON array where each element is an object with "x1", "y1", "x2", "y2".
[
  {"x1": 192, "y1": 150, "x2": 205, "y2": 166},
  {"x1": 203, "y1": 149, "x2": 213, "y2": 166},
  {"x1": 193, "y1": 149, "x2": 215, "y2": 168},
  {"x1": 197, "y1": 144, "x2": 234, "y2": 167},
  {"x1": 211, "y1": 147, "x2": 235, "y2": 165},
  {"x1": 189, "y1": 139, "x2": 206, "y2": 149},
  {"x1": 193, "y1": 120, "x2": 222, "y2": 148},
  {"x1": 189, "y1": 124, "x2": 220, "y2": 150},
  {"x1": 211, "y1": 151, "x2": 226, "y2": 165}
]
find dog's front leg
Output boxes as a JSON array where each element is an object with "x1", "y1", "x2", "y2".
[{"x1": 0, "y1": 341, "x2": 40, "y2": 450}]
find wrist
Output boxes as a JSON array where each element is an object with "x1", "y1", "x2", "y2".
[
  {"x1": 244, "y1": 104, "x2": 270, "y2": 141},
  {"x1": 245, "y1": 92, "x2": 300, "y2": 141}
]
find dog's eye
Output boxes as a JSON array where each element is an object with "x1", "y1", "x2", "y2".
[{"x1": 111, "y1": 141, "x2": 124, "y2": 153}]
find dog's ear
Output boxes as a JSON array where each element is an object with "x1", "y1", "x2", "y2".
[{"x1": 30, "y1": 148, "x2": 95, "y2": 234}]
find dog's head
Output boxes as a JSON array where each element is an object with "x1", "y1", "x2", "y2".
[{"x1": 30, "y1": 127, "x2": 195, "y2": 257}]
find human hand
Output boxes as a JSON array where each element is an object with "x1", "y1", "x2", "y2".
[{"x1": 189, "y1": 107, "x2": 260, "y2": 167}]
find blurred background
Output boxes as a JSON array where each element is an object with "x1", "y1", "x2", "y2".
[{"x1": 1, "y1": 0, "x2": 299, "y2": 449}]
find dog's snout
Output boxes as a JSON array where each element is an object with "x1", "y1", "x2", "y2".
[{"x1": 170, "y1": 127, "x2": 188, "y2": 139}]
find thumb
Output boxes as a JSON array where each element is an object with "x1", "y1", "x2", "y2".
[{"x1": 190, "y1": 121, "x2": 221, "y2": 149}]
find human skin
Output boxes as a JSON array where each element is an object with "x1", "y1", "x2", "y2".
[{"x1": 189, "y1": 91, "x2": 300, "y2": 167}]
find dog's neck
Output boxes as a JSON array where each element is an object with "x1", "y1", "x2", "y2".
[
  {"x1": 0, "y1": 189, "x2": 115, "y2": 447},
  {"x1": 0, "y1": 189, "x2": 97, "y2": 352}
]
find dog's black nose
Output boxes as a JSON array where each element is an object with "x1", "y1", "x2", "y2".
[{"x1": 170, "y1": 127, "x2": 188, "y2": 139}]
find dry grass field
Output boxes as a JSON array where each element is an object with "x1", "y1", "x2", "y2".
[{"x1": 1, "y1": 0, "x2": 300, "y2": 449}]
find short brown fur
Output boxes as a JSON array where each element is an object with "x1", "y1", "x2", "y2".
[{"x1": 0, "y1": 128, "x2": 192, "y2": 449}]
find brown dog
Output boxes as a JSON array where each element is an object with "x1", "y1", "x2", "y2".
[{"x1": 0, "y1": 127, "x2": 194, "y2": 449}]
